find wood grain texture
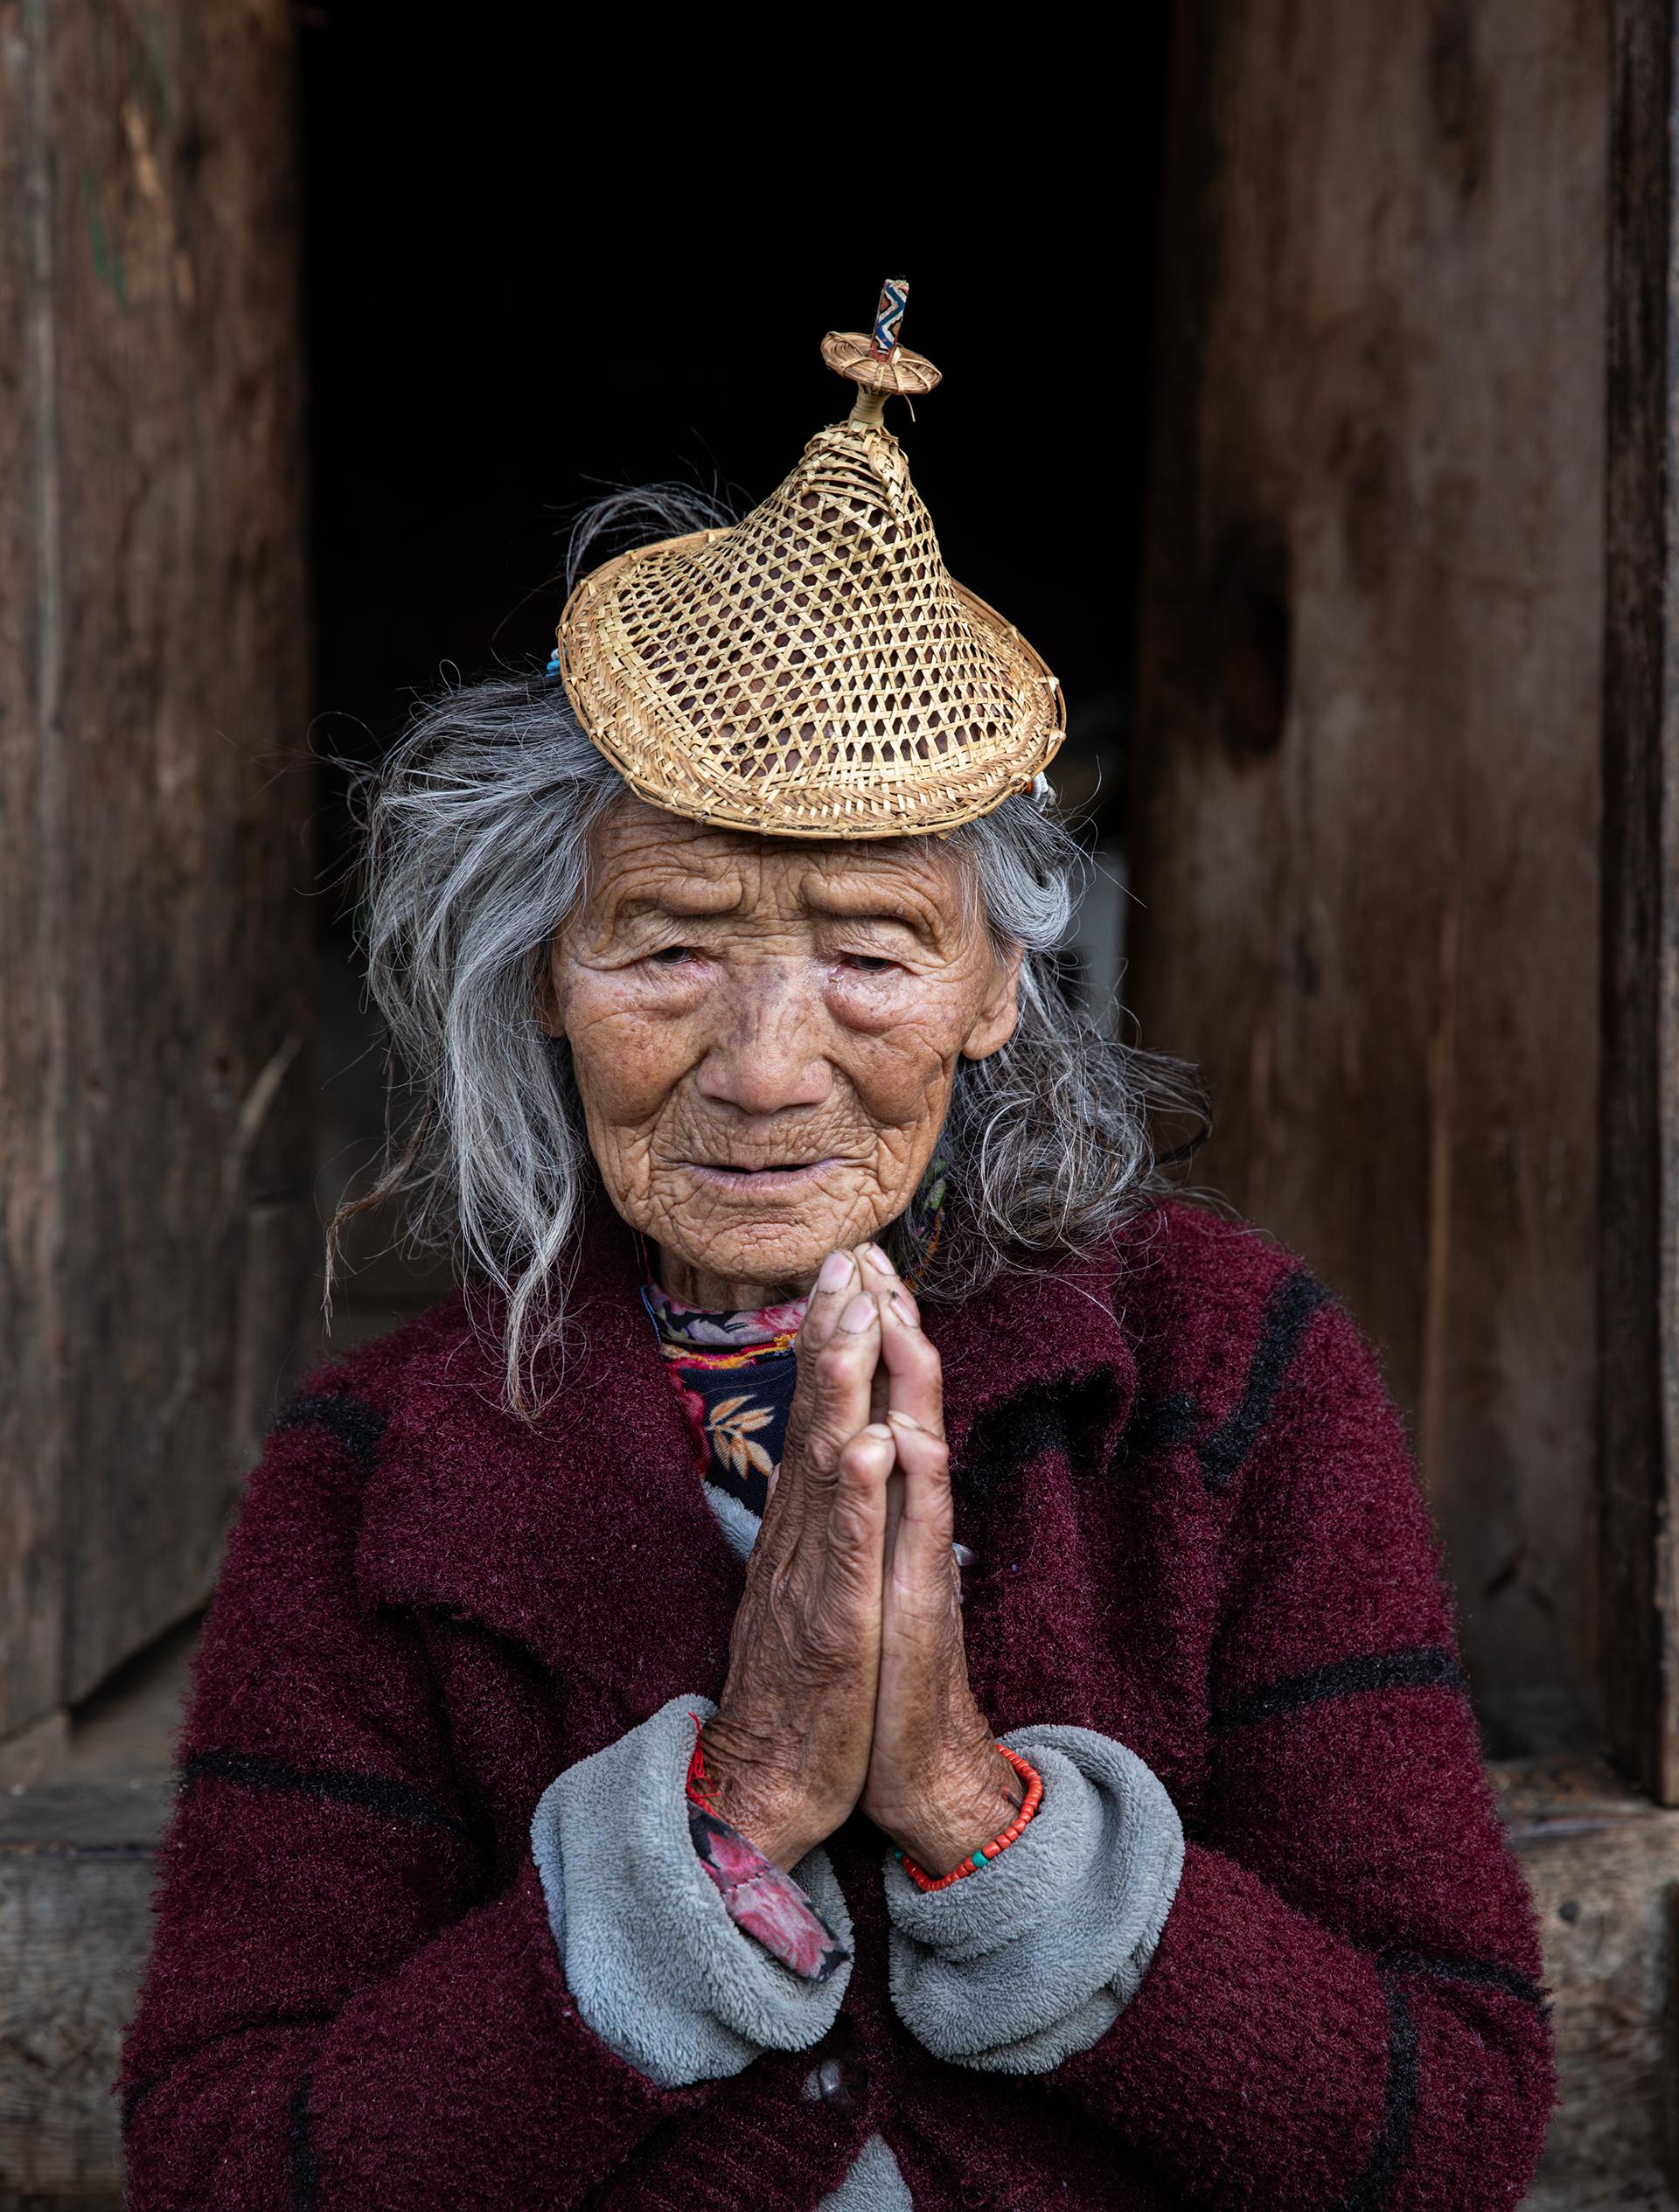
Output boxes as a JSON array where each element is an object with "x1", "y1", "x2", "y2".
[
  {"x1": 0, "y1": 0, "x2": 317, "y2": 1738},
  {"x1": 0, "y1": 1715, "x2": 69, "y2": 1792},
  {"x1": 0, "y1": 0, "x2": 68, "y2": 1789},
  {"x1": 0, "y1": 1784, "x2": 170, "y2": 2209},
  {"x1": 1599, "y1": 0, "x2": 1679, "y2": 1802},
  {"x1": 1499, "y1": 1759, "x2": 1679, "y2": 2207},
  {"x1": 1131, "y1": 0, "x2": 1607, "y2": 1702}
]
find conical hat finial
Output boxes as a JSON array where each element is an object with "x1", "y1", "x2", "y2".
[{"x1": 821, "y1": 277, "x2": 943, "y2": 427}]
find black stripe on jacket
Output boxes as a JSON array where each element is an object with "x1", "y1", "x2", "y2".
[
  {"x1": 1115, "y1": 1267, "x2": 1328, "y2": 1492},
  {"x1": 274, "y1": 1392, "x2": 387, "y2": 1479},
  {"x1": 289, "y1": 2071, "x2": 318, "y2": 2209},
  {"x1": 1330, "y1": 1948, "x2": 1544, "y2": 2210},
  {"x1": 1210, "y1": 1646, "x2": 1467, "y2": 1733},
  {"x1": 1199, "y1": 1268, "x2": 1330, "y2": 1492},
  {"x1": 123, "y1": 2014, "x2": 334, "y2": 2132},
  {"x1": 1380, "y1": 1947, "x2": 1548, "y2": 2013},
  {"x1": 1337, "y1": 1973, "x2": 1419, "y2": 2212},
  {"x1": 183, "y1": 1749, "x2": 475, "y2": 1842}
]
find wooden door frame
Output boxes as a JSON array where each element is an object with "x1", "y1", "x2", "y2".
[{"x1": 1600, "y1": 0, "x2": 1679, "y2": 1805}]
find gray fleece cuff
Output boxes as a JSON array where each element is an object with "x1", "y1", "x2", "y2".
[
  {"x1": 885, "y1": 1723, "x2": 1184, "y2": 2074},
  {"x1": 531, "y1": 1694, "x2": 852, "y2": 2088}
]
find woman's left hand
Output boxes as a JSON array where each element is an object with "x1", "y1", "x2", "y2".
[{"x1": 852, "y1": 1247, "x2": 1024, "y2": 1874}]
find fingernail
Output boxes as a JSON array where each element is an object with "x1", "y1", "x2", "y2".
[
  {"x1": 861, "y1": 1244, "x2": 895, "y2": 1275},
  {"x1": 840, "y1": 1294, "x2": 876, "y2": 1333},
  {"x1": 887, "y1": 1409, "x2": 923, "y2": 1430},
  {"x1": 818, "y1": 1250, "x2": 853, "y2": 1292},
  {"x1": 862, "y1": 1422, "x2": 893, "y2": 1440},
  {"x1": 889, "y1": 1291, "x2": 918, "y2": 1327}
]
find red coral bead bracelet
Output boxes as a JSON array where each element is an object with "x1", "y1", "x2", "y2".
[{"x1": 896, "y1": 1743, "x2": 1044, "y2": 1893}]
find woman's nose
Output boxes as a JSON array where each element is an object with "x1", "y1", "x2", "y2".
[{"x1": 694, "y1": 967, "x2": 831, "y2": 1116}]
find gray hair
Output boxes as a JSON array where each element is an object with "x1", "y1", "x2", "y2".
[{"x1": 341, "y1": 493, "x2": 1202, "y2": 1409}]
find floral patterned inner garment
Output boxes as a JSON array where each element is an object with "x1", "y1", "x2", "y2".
[
  {"x1": 641, "y1": 1157, "x2": 948, "y2": 1513},
  {"x1": 643, "y1": 1284, "x2": 806, "y2": 1515}
]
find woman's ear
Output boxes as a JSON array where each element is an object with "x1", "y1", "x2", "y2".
[{"x1": 960, "y1": 943, "x2": 1022, "y2": 1062}]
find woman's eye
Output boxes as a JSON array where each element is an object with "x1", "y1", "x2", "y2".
[
  {"x1": 840, "y1": 952, "x2": 895, "y2": 974},
  {"x1": 650, "y1": 944, "x2": 696, "y2": 967}
]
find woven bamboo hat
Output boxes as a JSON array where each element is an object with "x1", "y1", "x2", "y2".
[{"x1": 554, "y1": 282, "x2": 1065, "y2": 838}]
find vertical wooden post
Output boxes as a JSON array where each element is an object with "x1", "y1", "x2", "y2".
[
  {"x1": 0, "y1": 2, "x2": 316, "y2": 1746},
  {"x1": 0, "y1": 0, "x2": 66, "y2": 1762},
  {"x1": 1600, "y1": 0, "x2": 1679, "y2": 1804},
  {"x1": 1129, "y1": 0, "x2": 1608, "y2": 1720}
]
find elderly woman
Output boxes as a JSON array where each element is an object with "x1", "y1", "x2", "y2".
[{"x1": 120, "y1": 310, "x2": 1552, "y2": 2211}]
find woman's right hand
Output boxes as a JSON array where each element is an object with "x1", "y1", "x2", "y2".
[{"x1": 699, "y1": 1248, "x2": 895, "y2": 1870}]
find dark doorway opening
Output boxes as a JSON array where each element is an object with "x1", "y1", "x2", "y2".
[{"x1": 296, "y1": 20, "x2": 1173, "y2": 1333}]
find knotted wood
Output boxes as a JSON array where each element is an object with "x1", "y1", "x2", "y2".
[
  {"x1": 0, "y1": 0, "x2": 316, "y2": 1742},
  {"x1": 1130, "y1": 0, "x2": 1608, "y2": 1724}
]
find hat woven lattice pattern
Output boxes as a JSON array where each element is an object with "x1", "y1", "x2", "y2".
[{"x1": 555, "y1": 413, "x2": 1065, "y2": 839}]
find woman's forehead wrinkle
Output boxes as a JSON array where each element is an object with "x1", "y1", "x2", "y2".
[
  {"x1": 587, "y1": 831, "x2": 754, "y2": 929},
  {"x1": 588, "y1": 805, "x2": 748, "y2": 898},
  {"x1": 582, "y1": 811, "x2": 970, "y2": 949},
  {"x1": 795, "y1": 841, "x2": 969, "y2": 946}
]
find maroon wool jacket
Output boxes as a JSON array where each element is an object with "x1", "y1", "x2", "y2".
[{"x1": 118, "y1": 1200, "x2": 1553, "y2": 2209}]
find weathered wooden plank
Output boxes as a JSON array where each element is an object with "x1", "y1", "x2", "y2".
[
  {"x1": 0, "y1": 0, "x2": 68, "y2": 1766},
  {"x1": 1600, "y1": 0, "x2": 1679, "y2": 1803},
  {"x1": 1499, "y1": 1760, "x2": 1679, "y2": 2206},
  {"x1": 47, "y1": 2, "x2": 318, "y2": 1705},
  {"x1": 0, "y1": 0, "x2": 317, "y2": 1738},
  {"x1": 1130, "y1": 0, "x2": 1607, "y2": 1710},
  {"x1": 0, "y1": 1786, "x2": 171, "y2": 2210},
  {"x1": 0, "y1": 1715, "x2": 69, "y2": 1793}
]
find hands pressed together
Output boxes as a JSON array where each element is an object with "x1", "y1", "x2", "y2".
[{"x1": 700, "y1": 1244, "x2": 1023, "y2": 1876}]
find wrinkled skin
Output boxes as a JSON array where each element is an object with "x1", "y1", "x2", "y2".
[
  {"x1": 542, "y1": 802, "x2": 1024, "y2": 1871},
  {"x1": 544, "y1": 803, "x2": 1019, "y2": 1305}
]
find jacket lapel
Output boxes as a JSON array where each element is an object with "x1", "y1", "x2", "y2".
[
  {"x1": 925, "y1": 1249, "x2": 1139, "y2": 1482},
  {"x1": 923, "y1": 1254, "x2": 1141, "y2": 1743},
  {"x1": 355, "y1": 1205, "x2": 745, "y2": 1729}
]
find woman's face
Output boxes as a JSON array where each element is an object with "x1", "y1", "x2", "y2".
[{"x1": 543, "y1": 799, "x2": 1020, "y2": 1301}]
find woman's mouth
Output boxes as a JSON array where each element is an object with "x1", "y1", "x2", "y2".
[{"x1": 680, "y1": 1158, "x2": 846, "y2": 1195}]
